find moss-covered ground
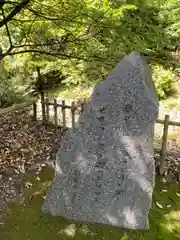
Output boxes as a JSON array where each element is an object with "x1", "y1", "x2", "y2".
[{"x1": 1, "y1": 166, "x2": 180, "y2": 240}]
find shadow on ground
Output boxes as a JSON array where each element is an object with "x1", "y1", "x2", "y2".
[{"x1": 0, "y1": 166, "x2": 180, "y2": 240}]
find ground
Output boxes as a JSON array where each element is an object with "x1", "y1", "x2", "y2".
[
  {"x1": 0, "y1": 101, "x2": 180, "y2": 239},
  {"x1": 1, "y1": 166, "x2": 180, "y2": 240}
]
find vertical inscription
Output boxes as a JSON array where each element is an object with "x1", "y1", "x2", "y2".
[
  {"x1": 93, "y1": 108, "x2": 107, "y2": 201},
  {"x1": 114, "y1": 151, "x2": 128, "y2": 200},
  {"x1": 93, "y1": 155, "x2": 107, "y2": 201}
]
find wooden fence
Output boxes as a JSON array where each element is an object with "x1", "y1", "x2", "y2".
[
  {"x1": 1, "y1": 91, "x2": 180, "y2": 176},
  {"x1": 34, "y1": 92, "x2": 86, "y2": 129},
  {"x1": 30, "y1": 92, "x2": 180, "y2": 176}
]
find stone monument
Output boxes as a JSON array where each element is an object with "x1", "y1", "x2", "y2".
[{"x1": 42, "y1": 52, "x2": 159, "y2": 230}]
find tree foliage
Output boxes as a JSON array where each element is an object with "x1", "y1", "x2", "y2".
[{"x1": 0, "y1": 0, "x2": 179, "y2": 99}]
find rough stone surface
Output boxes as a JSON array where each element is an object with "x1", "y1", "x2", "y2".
[{"x1": 42, "y1": 52, "x2": 159, "y2": 230}]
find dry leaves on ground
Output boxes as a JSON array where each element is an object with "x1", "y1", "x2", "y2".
[
  {"x1": 0, "y1": 107, "x2": 180, "y2": 181},
  {"x1": 0, "y1": 107, "x2": 62, "y2": 175}
]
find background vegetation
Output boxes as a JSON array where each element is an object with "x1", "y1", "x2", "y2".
[{"x1": 0, "y1": 0, "x2": 179, "y2": 107}]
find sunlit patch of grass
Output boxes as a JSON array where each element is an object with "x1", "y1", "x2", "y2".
[
  {"x1": 58, "y1": 224, "x2": 77, "y2": 238},
  {"x1": 164, "y1": 211, "x2": 180, "y2": 234},
  {"x1": 1, "y1": 168, "x2": 180, "y2": 240},
  {"x1": 161, "y1": 97, "x2": 180, "y2": 110},
  {"x1": 47, "y1": 85, "x2": 94, "y2": 100}
]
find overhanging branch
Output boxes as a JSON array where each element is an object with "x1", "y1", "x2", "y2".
[
  {"x1": 0, "y1": 0, "x2": 30, "y2": 28},
  {"x1": 0, "y1": 48, "x2": 114, "y2": 66},
  {"x1": 1, "y1": 5, "x2": 13, "y2": 47},
  {"x1": 27, "y1": 7, "x2": 59, "y2": 21},
  {"x1": 2, "y1": 49, "x2": 92, "y2": 60}
]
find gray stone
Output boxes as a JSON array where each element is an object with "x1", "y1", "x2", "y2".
[{"x1": 42, "y1": 52, "x2": 159, "y2": 230}]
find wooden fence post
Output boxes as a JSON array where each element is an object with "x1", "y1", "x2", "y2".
[
  {"x1": 159, "y1": 114, "x2": 170, "y2": 175},
  {"x1": 40, "y1": 91, "x2": 46, "y2": 121},
  {"x1": 54, "y1": 99, "x2": 58, "y2": 125},
  {"x1": 46, "y1": 97, "x2": 50, "y2": 122},
  {"x1": 62, "y1": 100, "x2": 66, "y2": 129},
  {"x1": 80, "y1": 101, "x2": 85, "y2": 114},
  {"x1": 32, "y1": 101, "x2": 37, "y2": 121},
  {"x1": 37, "y1": 67, "x2": 46, "y2": 122},
  {"x1": 71, "y1": 101, "x2": 76, "y2": 129}
]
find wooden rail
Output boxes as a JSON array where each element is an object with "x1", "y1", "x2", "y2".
[
  {"x1": 41, "y1": 100, "x2": 76, "y2": 109},
  {"x1": 156, "y1": 119, "x2": 180, "y2": 127},
  {"x1": 0, "y1": 101, "x2": 34, "y2": 115},
  {"x1": 1, "y1": 91, "x2": 180, "y2": 176},
  {"x1": 40, "y1": 93, "x2": 180, "y2": 176}
]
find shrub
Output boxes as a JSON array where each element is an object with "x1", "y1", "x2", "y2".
[
  {"x1": 0, "y1": 72, "x2": 28, "y2": 108},
  {"x1": 152, "y1": 65, "x2": 177, "y2": 100}
]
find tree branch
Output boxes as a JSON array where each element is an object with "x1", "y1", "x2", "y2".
[
  {"x1": 2, "y1": 49, "x2": 90, "y2": 59},
  {"x1": 1, "y1": 5, "x2": 13, "y2": 47},
  {"x1": 0, "y1": 48, "x2": 114, "y2": 66},
  {"x1": 23, "y1": 15, "x2": 36, "y2": 45},
  {"x1": 27, "y1": 7, "x2": 59, "y2": 21},
  {"x1": 13, "y1": 42, "x2": 69, "y2": 48},
  {"x1": 0, "y1": 35, "x2": 88, "y2": 61},
  {"x1": 0, "y1": 0, "x2": 30, "y2": 28}
]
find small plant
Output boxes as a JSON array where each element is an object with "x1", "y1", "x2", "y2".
[{"x1": 153, "y1": 65, "x2": 177, "y2": 100}]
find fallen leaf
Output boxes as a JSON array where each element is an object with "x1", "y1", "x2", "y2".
[
  {"x1": 176, "y1": 192, "x2": 180, "y2": 197},
  {"x1": 25, "y1": 182, "x2": 33, "y2": 188},
  {"x1": 156, "y1": 202, "x2": 163, "y2": 208},
  {"x1": 161, "y1": 177, "x2": 167, "y2": 183}
]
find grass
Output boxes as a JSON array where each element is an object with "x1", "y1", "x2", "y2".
[
  {"x1": 1, "y1": 167, "x2": 180, "y2": 240},
  {"x1": 161, "y1": 97, "x2": 180, "y2": 111},
  {"x1": 47, "y1": 84, "x2": 94, "y2": 100}
]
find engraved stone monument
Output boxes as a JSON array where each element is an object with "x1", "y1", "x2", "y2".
[{"x1": 42, "y1": 52, "x2": 159, "y2": 230}]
